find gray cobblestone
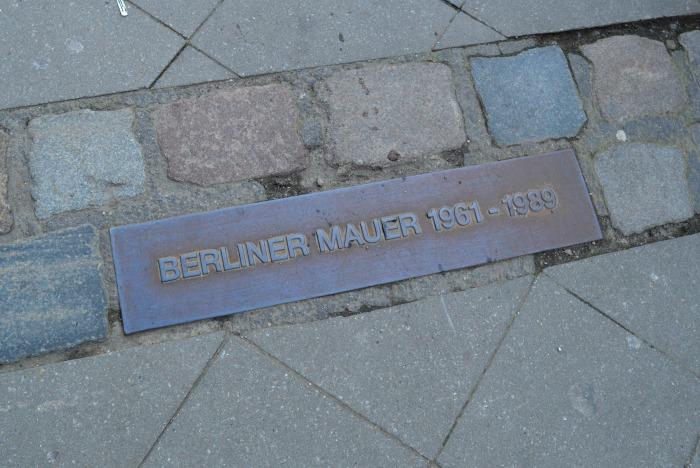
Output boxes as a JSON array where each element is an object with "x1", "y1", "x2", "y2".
[
  {"x1": 318, "y1": 63, "x2": 466, "y2": 166},
  {"x1": 622, "y1": 116, "x2": 687, "y2": 144},
  {"x1": 470, "y1": 46, "x2": 586, "y2": 146},
  {"x1": 595, "y1": 144, "x2": 694, "y2": 234},
  {"x1": 0, "y1": 131, "x2": 12, "y2": 233},
  {"x1": 0, "y1": 225, "x2": 107, "y2": 363},
  {"x1": 582, "y1": 35, "x2": 686, "y2": 122},
  {"x1": 154, "y1": 85, "x2": 307, "y2": 185},
  {"x1": 29, "y1": 109, "x2": 146, "y2": 219}
]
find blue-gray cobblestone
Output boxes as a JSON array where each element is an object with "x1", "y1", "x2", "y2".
[
  {"x1": 0, "y1": 225, "x2": 108, "y2": 363},
  {"x1": 470, "y1": 46, "x2": 586, "y2": 146}
]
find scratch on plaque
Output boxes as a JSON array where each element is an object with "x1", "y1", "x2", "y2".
[{"x1": 440, "y1": 295, "x2": 456, "y2": 333}]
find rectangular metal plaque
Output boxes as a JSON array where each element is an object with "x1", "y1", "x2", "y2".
[{"x1": 111, "y1": 150, "x2": 601, "y2": 333}]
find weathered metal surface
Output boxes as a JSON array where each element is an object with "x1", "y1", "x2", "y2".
[{"x1": 111, "y1": 150, "x2": 601, "y2": 333}]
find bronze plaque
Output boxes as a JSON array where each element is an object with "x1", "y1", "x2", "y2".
[{"x1": 111, "y1": 149, "x2": 601, "y2": 333}]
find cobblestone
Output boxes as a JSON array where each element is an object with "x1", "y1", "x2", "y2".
[
  {"x1": 28, "y1": 109, "x2": 146, "y2": 219},
  {"x1": 622, "y1": 116, "x2": 687, "y2": 143},
  {"x1": 0, "y1": 131, "x2": 11, "y2": 233},
  {"x1": 0, "y1": 226, "x2": 107, "y2": 363},
  {"x1": 470, "y1": 46, "x2": 586, "y2": 146},
  {"x1": 595, "y1": 144, "x2": 694, "y2": 234},
  {"x1": 318, "y1": 63, "x2": 466, "y2": 166},
  {"x1": 154, "y1": 85, "x2": 307, "y2": 185},
  {"x1": 581, "y1": 35, "x2": 686, "y2": 122}
]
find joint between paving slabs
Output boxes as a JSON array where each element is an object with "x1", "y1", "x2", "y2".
[
  {"x1": 238, "y1": 335, "x2": 433, "y2": 462},
  {"x1": 137, "y1": 333, "x2": 231, "y2": 468},
  {"x1": 431, "y1": 274, "x2": 537, "y2": 463},
  {"x1": 543, "y1": 273, "x2": 700, "y2": 380},
  {"x1": 435, "y1": 0, "x2": 508, "y2": 39},
  {"x1": 686, "y1": 435, "x2": 700, "y2": 468},
  {"x1": 123, "y1": 0, "x2": 239, "y2": 88}
]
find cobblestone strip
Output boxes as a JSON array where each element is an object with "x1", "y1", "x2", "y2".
[{"x1": 0, "y1": 25, "x2": 699, "y2": 366}]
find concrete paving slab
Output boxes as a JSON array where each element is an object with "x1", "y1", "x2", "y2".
[
  {"x1": 154, "y1": 46, "x2": 234, "y2": 88},
  {"x1": 318, "y1": 62, "x2": 466, "y2": 166},
  {"x1": 439, "y1": 277, "x2": 700, "y2": 468},
  {"x1": 594, "y1": 144, "x2": 693, "y2": 235},
  {"x1": 29, "y1": 109, "x2": 146, "y2": 219},
  {"x1": 470, "y1": 46, "x2": 586, "y2": 146},
  {"x1": 545, "y1": 234, "x2": 700, "y2": 373},
  {"x1": 434, "y1": 12, "x2": 504, "y2": 50},
  {"x1": 130, "y1": 0, "x2": 220, "y2": 37},
  {"x1": 0, "y1": 332, "x2": 225, "y2": 467},
  {"x1": 143, "y1": 337, "x2": 427, "y2": 467},
  {"x1": 461, "y1": 0, "x2": 700, "y2": 37},
  {"x1": 192, "y1": 0, "x2": 457, "y2": 76},
  {"x1": 246, "y1": 277, "x2": 533, "y2": 458},
  {"x1": 0, "y1": 0, "x2": 183, "y2": 110},
  {"x1": 0, "y1": 226, "x2": 107, "y2": 363}
]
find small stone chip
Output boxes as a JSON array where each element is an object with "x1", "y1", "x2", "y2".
[
  {"x1": 154, "y1": 85, "x2": 307, "y2": 186},
  {"x1": 595, "y1": 144, "x2": 693, "y2": 235},
  {"x1": 582, "y1": 35, "x2": 686, "y2": 122}
]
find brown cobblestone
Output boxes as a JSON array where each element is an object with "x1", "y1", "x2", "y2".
[{"x1": 154, "y1": 85, "x2": 307, "y2": 186}]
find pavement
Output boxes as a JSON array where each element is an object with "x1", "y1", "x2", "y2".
[
  {"x1": 1, "y1": 1, "x2": 700, "y2": 467},
  {"x1": 2, "y1": 236, "x2": 698, "y2": 466}
]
